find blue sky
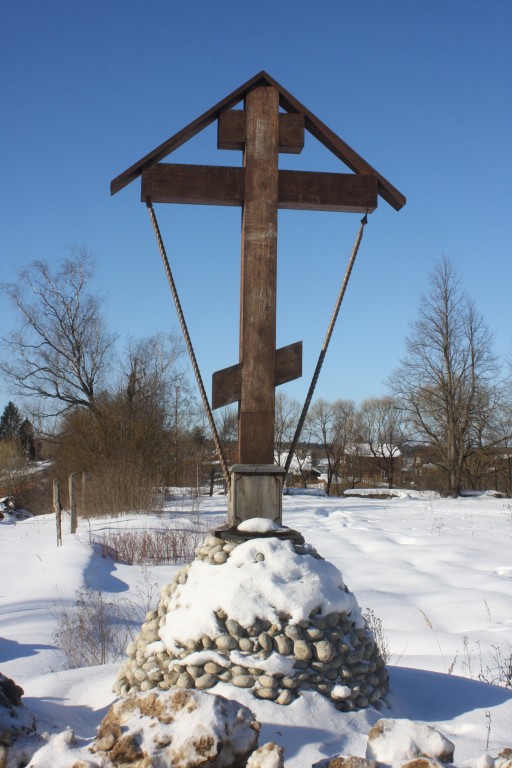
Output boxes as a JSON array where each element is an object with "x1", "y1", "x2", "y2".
[{"x1": 1, "y1": 0, "x2": 511, "y2": 416}]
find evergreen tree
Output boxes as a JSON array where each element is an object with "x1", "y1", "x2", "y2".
[
  {"x1": 18, "y1": 418, "x2": 35, "y2": 460},
  {"x1": 0, "y1": 401, "x2": 22, "y2": 441}
]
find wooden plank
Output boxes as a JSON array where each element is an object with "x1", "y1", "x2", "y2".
[
  {"x1": 212, "y1": 362, "x2": 241, "y2": 410},
  {"x1": 212, "y1": 341, "x2": 302, "y2": 409},
  {"x1": 142, "y1": 163, "x2": 376, "y2": 212},
  {"x1": 218, "y1": 111, "x2": 304, "y2": 153},
  {"x1": 217, "y1": 110, "x2": 246, "y2": 150},
  {"x1": 238, "y1": 85, "x2": 280, "y2": 465},
  {"x1": 274, "y1": 340, "x2": 302, "y2": 386},
  {"x1": 279, "y1": 171, "x2": 377, "y2": 213},
  {"x1": 141, "y1": 164, "x2": 244, "y2": 206},
  {"x1": 278, "y1": 113, "x2": 305, "y2": 154}
]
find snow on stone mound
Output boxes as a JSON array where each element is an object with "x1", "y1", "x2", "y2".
[
  {"x1": 237, "y1": 518, "x2": 285, "y2": 533},
  {"x1": 158, "y1": 537, "x2": 363, "y2": 651},
  {"x1": 115, "y1": 533, "x2": 388, "y2": 710}
]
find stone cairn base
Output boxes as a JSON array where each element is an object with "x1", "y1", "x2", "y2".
[{"x1": 113, "y1": 530, "x2": 388, "y2": 711}]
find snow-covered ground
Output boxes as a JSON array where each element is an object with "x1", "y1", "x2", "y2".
[{"x1": 1, "y1": 490, "x2": 511, "y2": 764}]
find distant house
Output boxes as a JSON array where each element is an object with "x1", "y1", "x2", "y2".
[
  {"x1": 343, "y1": 443, "x2": 402, "y2": 487},
  {"x1": 275, "y1": 451, "x2": 322, "y2": 486}
]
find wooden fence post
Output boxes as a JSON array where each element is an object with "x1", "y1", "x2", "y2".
[
  {"x1": 81, "y1": 471, "x2": 87, "y2": 517},
  {"x1": 69, "y1": 472, "x2": 77, "y2": 534},
  {"x1": 53, "y1": 478, "x2": 62, "y2": 546}
]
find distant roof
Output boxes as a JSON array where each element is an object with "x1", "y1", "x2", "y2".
[
  {"x1": 347, "y1": 443, "x2": 402, "y2": 458},
  {"x1": 111, "y1": 70, "x2": 405, "y2": 212}
]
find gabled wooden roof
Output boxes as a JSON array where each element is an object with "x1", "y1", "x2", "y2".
[{"x1": 110, "y1": 70, "x2": 405, "y2": 211}]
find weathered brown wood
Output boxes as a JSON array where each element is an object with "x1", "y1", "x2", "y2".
[
  {"x1": 212, "y1": 340, "x2": 302, "y2": 409},
  {"x1": 238, "y1": 86, "x2": 279, "y2": 465},
  {"x1": 217, "y1": 111, "x2": 246, "y2": 150},
  {"x1": 275, "y1": 340, "x2": 302, "y2": 386},
  {"x1": 111, "y1": 70, "x2": 405, "y2": 211},
  {"x1": 141, "y1": 164, "x2": 244, "y2": 206},
  {"x1": 212, "y1": 362, "x2": 241, "y2": 410},
  {"x1": 143, "y1": 163, "x2": 375, "y2": 212},
  {"x1": 69, "y1": 472, "x2": 77, "y2": 534},
  {"x1": 53, "y1": 478, "x2": 62, "y2": 547},
  {"x1": 218, "y1": 110, "x2": 305, "y2": 153},
  {"x1": 278, "y1": 113, "x2": 305, "y2": 154},
  {"x1": 279, "y1": 171, "x2": 377, "y2": 212}
]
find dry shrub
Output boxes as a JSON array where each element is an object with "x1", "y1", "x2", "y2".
[
  {"x1": 53, "y1": 586, "x2": 132, "y2": 668},
  {"x1": 93, "y1": 517, "x2": 220, "y2": 565},
  {"x1": 363, "y1": 607, "x2": 390, "y2": 664}
]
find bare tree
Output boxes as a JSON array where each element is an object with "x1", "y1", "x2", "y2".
[
  {"x1": 306, "y1": 398, "x2": 355, "y2": 495},
  {"x1": 217, "y1": 405, "x2": 238, "y2": 465},
  {"x1": 358, "y1": 397, "x2": 408, "y2": 488},
  {"x1": 124, "y1": 332, "x2": 185, "y2": 416},
  {"x1": 390, "y1": 257, "x2": 499, "y2": 497},
  {"x1": 1, "y1": 249, "x2": 117, "y2": 415},
  {"x1": 274, "y1": 392, "x2": 300, "y2": 466}
]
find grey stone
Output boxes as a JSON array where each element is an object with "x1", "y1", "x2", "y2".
[
  {"x1": 232, "y1": 675, "x2": 256, "y2": 688},
  {"x1": 226, "y1": 619, "x2": 243, "y2": 637},
  {"x1": 258, "y1": 632, "x2": 273, "y2": 651},
  {"x1": 314, "y1": 683, "x2": 332, "y2": 695},
  {"x1": 215, "y1": 634, "x2": 237, "y2": 651},
  {"x1": 185, "y1": 665, "x2": 205, "y2": 679},
  {"x1": 273, "y1": 635, "x2": 293, "y2": 655},
  {"x1": 285, "y1": 624, "x2": 304, "y2": 640},
  {"x1": 275, "y1": 689, "x2": 293, "y2": 705},
  {"x1": 346, "y1": 649, "x2": 365, "y2": 665},
  {"x1": 194, "y1": 674, "x2": 217, "y2": 690},
  {"x1": 204, "y1": 662, "x2": 224, "y2": 674},
  {"x1": 247, "y1": 621, "x2": 262, "y2": 636},
  {"x1": 255, "y1": 687, "x2": 279, "y2": 700},
  {"x1": 314, "y1": 640, "x2": 335, "y2": 662},
  {"x1": 176, "y1": 672, "x2": 194, "y2": 688},
  {"x1": 293, "y1": 639, "x2": 313, "y2": 660}
]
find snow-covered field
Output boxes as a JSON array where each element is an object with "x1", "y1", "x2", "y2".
[{"x1": 1, "y1": 490, "x2": 511, "y2": 764}]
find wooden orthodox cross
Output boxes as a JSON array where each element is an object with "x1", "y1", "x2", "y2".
[{"x1": 111, "y1": 72, "x2": 405, "y2": 500}]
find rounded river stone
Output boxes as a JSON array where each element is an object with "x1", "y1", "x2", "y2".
[{"x1": 293, "y1": 639, "x2": 312, "y2": 660}]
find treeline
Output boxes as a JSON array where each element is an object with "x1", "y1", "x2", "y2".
[{"x1": 0, "y1": 250, "x2": 510, "y2": 515}]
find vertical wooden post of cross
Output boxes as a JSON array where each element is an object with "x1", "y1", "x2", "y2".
[{"x1": 238, "y1": 86, "x2": 280, "y2": 466}]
